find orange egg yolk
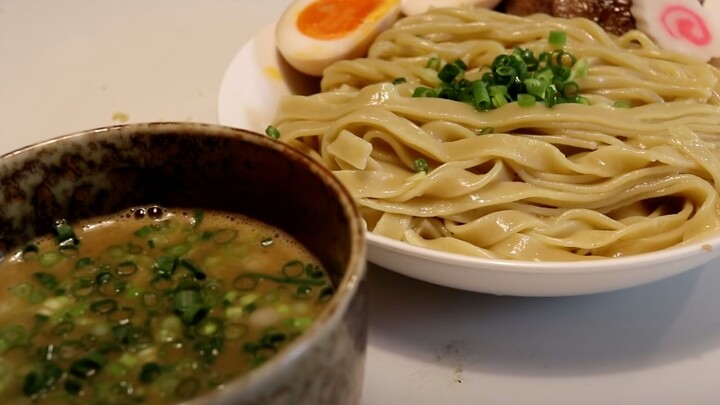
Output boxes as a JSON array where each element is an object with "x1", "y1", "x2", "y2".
[{"x1": 297, "y1": 0, "x2": 384, "y2": 40}]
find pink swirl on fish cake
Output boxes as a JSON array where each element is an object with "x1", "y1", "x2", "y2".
[{"x1": 660, "y1": 5, "x2": 712, "y2": 46}]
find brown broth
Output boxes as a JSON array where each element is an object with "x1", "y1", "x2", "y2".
[{"x1": 0, "y1": 207, "x2": 333, "y2": 404}]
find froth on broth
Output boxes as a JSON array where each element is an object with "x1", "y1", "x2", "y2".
[{"x1": 0, "y1": 207, "x2": 334, "y2": 404}]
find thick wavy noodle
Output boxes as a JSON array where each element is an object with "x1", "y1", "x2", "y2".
[{"x1": 272, "y1": 7, "x2": 720, "y2": 261}]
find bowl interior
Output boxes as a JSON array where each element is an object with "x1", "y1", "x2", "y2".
[{"x1": 0, "y1": 122, "x2": 360, "y2": 287}]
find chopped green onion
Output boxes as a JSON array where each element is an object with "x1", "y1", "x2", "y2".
[
  {"x1": 69, "y1": 353, "x2": 107, "y2": 379},
  {"x1": 54, "y1": 222, "x2": 78, "y2": 247},
  {"x1": 116, "y1": 261, "x2": 138, "y2": 277},
  {"x1": 21, "y1": 244, "x2": 39, "y2": 259},
  {"x1": 411, "y1": 42, "x2": 585, "y2": 112},
  {"x1": 524, "y1": 78, "x2": 547, "y2": 98},
  {"x1": 549, "y1": 30, "x2": 567, "y2": 47},
  {"x1": 412, "y1": 87, "x2": 436, "y2": 98},
  {"x1": 141, "y1": 291, "x2": 160, "y2": 308},
  {"x1": 33, "y1": 272, "x2": 60, "y2": 291},
  {"x1": 173, "y1": 290, "x2": 209, "y2": 325},
  {"x1": 224, "y1": 323, "x2": 248, "y2": 340},
  {"x1": 212, "y1": 229, "x2": 238, "y2": 244},
  {"x1": 64, "y1": 378, "x2": 83, "y2": 395},
  {"x1": 318, "y1": 286, "x2": 334, "y2": 303},
  {"x1": 614, "y1": 100, "x2": 631, "y2": 108},
  {"x1": 291, "y1": 316, "x2": 313, "y2": 330},
  {"x1": 570, "y1": 58, "x2": 589, "y2": 79},
  {"x1": 233, "y1": 274, "x2": 259, "y2": 291},
  {"x1": 1, "y1": 324, "x2": 30, "y2": 348},
  {"x1": 181, "y1": 305, "x2": 209, "y2": 326},
  {"x1": 305, "y1": 264, "x2": 325, "y2": 279},
  {"x1": 150, "y1": 276, "x2": 174, "y2": 291},
  {"x1": 471, "y1": 81, "x2": 491, "y2": 110},
  {"x1": 111, "y1": 324, "x2": 151, "y2": 346},
  {"x1": 413, "y1": 158, "x2": 429, "y2": 173},
  {"x1": 260, "y1": 330, "x2": 286, "y2": 346},
  {"x1": 29, "y1": 288, "x2": 46, "y2": 304},
  {"x1": 576, "y1": 96, "x2": 590, "y2": 105},
  {"x1": 265, "y1": 125, "x2": 280, "y2": 139},
  {"x1": 553, "y1": 64, "x2": 571, "y2": 81},
  {"x1": 139, "y1": 362, "x2": 162, "y2": 384},
  {"x1": 38, "y1": 251, "x2": 63, "y2": 267},
  {"x1": 164, "y1": 243, "x2": 191, "y2": 257},
  {"x1": 544, "y1": 86, "x2": 559, "y2": 107},
  {"x1": 535, "y1": 67, "x2": 554, "y2": 83},
  {"x1": 191, "y1": 209, "x2": 204, "y2": 228},
  {"x1": 95, "y1": 271, "x2": 113, "y2": 286},
  {"x1": 90, "y1": 298, "x2": 118, "y2": 314},
  {"x1": 561, "y1": 81, "x2": 580, "y2": 98},
  {"x1": 551, "y1": 50, "x2": 576, "y2": 68},
  {"x1": 56, "y1": 341, "x2": 81, "y2": 360},
  {"x1": 153, "y1": 255, "x2": 177, "y2": 279},
  {"x1": 71, "y1": 278, "x2": 95, "y2": 298},
  {"x1": 106, "y1": 245, "x2": 126, "y2": 258},
  {"x1": 134, "y1": 225, "x2": 153, "y2": 238},
  {"x1": 489, "y1": 85, "x2": 509, "y2": 108},
  {"x1": 97, "y1": 278, "x2": 125, "y2": 297},
  {"x1": 106, "y1": 363, "x2": 125, "y2": 378},
  {"x1": 435, "y1": 82, "x2": 457, "y2": 99},
  {"x1": 75, "y1": 257, "x2": 94, "y2": 268},
  {"x1": 22, "y1": 361, "x2": 62, "y2": 396},
  {"x1": 425, "y1": 57, "x2": 441, "y2": 70},
  {"x1": 438, "y1": 60, "x2": 464, "y2": 83},
  {"x1": 493, "y1": 65, "x2": 517, "y2": 84},
  {"x1": 198, "y1": 317, "x2": 223, "y2": 336},
  {"x1": 517, "y1": 93, "x2": 536, "y2": 107},
  {"x1": 127, "y1": 242, "x2": 143, "y2": 254},
  {"x1": 476, "y1": 127, "x2": 495, "y2": 135},
  {"x1": 513, "y1": 47, "x2": 538, "y2": 70},
  {"x1": 282, "y1": 260, "x2": 305, "y2": 278},
  {"x1": 391, "y1": 77, "x2": 406, "y2": 85},
  {"x1": 178, "y1": 258, "x2": 207, "y2": 280},
  {"x1": 295, "y1": 285, "x2": 313, "y2": 299},
  {"x1": 59, "y1": 244, "x2": 79, "y2": 257},
  {"x1": 51, "y1": 321, "x2": 74, "y2": 336},
  {"x1": 10, "y1": 283, "x2": 33, "y2": 299}
]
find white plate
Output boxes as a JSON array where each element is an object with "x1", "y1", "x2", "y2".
[
  {"x1": 218, "y1": 22, "x2": 320, "y2": 134},
  {"x1": 217, "y1": 23, "x2": 720, "y2": 297}
]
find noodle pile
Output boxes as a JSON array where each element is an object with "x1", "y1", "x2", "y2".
[{"x1": 272, "y1": 7, "x2": 720, "y2": 261}]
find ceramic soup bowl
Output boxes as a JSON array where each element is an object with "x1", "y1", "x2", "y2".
[{"x1": 0, "y1": 122, "x2": 367, "y2": 405}]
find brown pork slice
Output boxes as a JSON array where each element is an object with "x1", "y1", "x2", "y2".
[
  {"x1": 501, "y1": 0, "x2": 636, "y2": 36},
  {"x1": 501, "y1": 0, "x2": 554, "y2": 16},
  {"x1": 552, "y1": 0, "x2": 635, "y2": 35}
]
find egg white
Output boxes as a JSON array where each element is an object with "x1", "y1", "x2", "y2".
[{"x1": 400, "y1": 0, "x2": 501, "y2": 16}]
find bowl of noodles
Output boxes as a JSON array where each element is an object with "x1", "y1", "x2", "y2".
[{"x1": 218, "y1": 7, "x2": 720, "y2": 296}]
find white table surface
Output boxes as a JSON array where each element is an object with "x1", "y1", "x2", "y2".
[{"x1": 2, "y1": 1, "x2": 720, "y2": 404}]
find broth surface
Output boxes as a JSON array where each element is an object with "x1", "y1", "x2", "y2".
[{"x1": 0, "y1": 207, "x2": 333, "y2": 404}]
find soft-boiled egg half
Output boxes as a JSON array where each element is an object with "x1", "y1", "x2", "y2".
[{"x1": 276, "y1": 0, "x2": 401, "y2": 76}]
